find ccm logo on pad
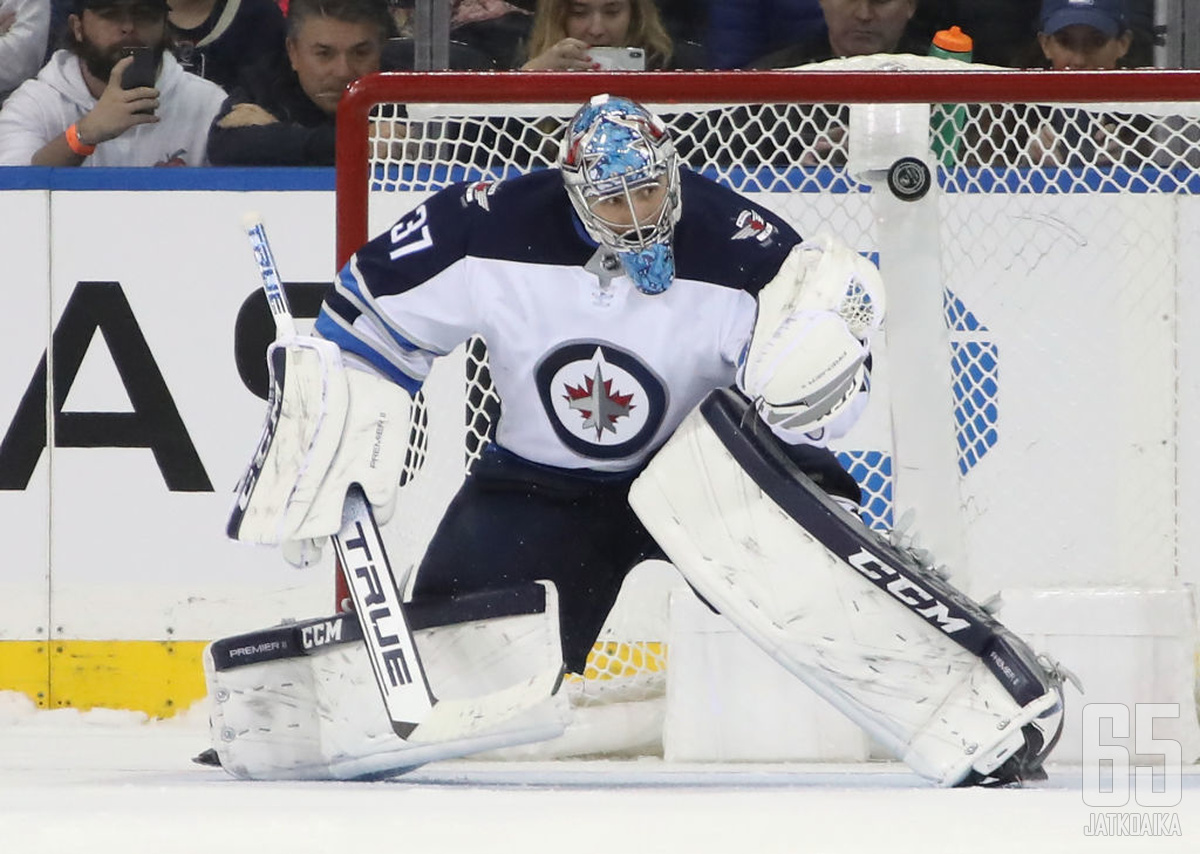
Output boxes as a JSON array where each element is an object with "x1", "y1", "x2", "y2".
[{"x1": 847, "y1": 548, "x2": 970, "y2": 635}]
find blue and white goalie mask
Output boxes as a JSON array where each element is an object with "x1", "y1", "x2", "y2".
[{"x1": 559, "y1": 95, "x2": 682, "y2": 294}]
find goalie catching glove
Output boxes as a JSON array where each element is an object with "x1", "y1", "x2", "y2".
[
  {"x1": 738, "y1": 233, "x2": 885, "y2": 441},
  {"x1": 227, "y1": 335, "x2": 411, "y2": 566}
]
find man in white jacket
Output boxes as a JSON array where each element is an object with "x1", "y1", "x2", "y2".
[{"x1": 0, "y1": 0, "x2": 226, "y2": 166}]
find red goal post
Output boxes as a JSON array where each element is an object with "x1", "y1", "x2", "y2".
[{"x1": 334, "y1": 65, "x2": 1200, "y2": 760}]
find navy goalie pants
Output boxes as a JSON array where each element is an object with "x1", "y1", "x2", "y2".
[{"x1": 412, "y1": 436, "x2": 860, "y2": 674}]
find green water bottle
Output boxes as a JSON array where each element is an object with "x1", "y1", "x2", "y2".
[{"x1": 929, "y1": 26, "x2": 974, "y2": 168}]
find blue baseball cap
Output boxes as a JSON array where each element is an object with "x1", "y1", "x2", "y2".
[{"x1": 1041, "y1": 0, "x2": 1128, "y2": 37}]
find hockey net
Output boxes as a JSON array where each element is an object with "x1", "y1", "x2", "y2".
[{"x1": 337, "y1": 57, "x2": 1200, "y2": 758}]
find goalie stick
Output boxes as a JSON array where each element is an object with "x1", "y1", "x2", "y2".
[
  {"x1": 241, "y1": 212, "x2": 435, "y2": 737},
  {"x1": 236, "y1": 217, "x2": 567, "y2": 769}
]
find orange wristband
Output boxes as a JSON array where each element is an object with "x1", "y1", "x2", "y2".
[{"x1": 66, "y1": 123, "x2": 96, "y2": 157}]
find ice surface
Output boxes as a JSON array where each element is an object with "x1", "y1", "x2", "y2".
[{"x1": 0, "y1": 691, "x2": 1196, "y2": 854}]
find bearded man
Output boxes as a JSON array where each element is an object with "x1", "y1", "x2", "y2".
[{"x1": 0, "y1": 0, "x2": 226, "y2": 166}]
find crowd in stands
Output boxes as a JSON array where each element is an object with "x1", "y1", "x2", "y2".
[
  {"x1": 208, "y1": 0, "x2": 390, "y2": 165},
  {"x1": 0, "y1": 0, "x2": 1168, "y2": 166}
]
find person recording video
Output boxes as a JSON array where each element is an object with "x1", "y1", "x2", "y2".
[
  {"x1": 520, "y1": 0, "x2": 699, "y2": 70},
  {"x1": 0, "y1": 0, "x2": 226, "y2": 166}
]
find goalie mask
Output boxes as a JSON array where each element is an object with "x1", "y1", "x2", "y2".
[{"x1": 559, "y1": 94, "x2": 682, "y2": 295}]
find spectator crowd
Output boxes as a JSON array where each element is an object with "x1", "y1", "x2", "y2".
[{"x1": 0, "y1": 0, "x2": 1166, "y2": 166}]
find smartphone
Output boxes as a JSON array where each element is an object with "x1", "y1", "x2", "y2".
[
  {"x1": 590, "y1": 46, "x2": 646, "y2": 71},
  {"x1": 120, "y1": 46, "x2": 158, "y2": 90}
]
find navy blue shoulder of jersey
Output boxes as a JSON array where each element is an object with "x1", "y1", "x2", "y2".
[
  {"x1": 334, "y1": 167, "x2": 800, "y2": 311},
  {"x1": 464, "y1": 169, "x2": 597, "y2": 266},
  {"x1": 343, "y1": 169, "x2": 593, "y2": 301},
  {"x1": 672, "y1": 169, "x2": 802, "y2": 295}
]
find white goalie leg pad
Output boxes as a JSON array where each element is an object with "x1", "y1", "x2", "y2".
[
  {"x1": 203, "y1": 581, "x2": 569, "y2": 780},
  {"x1": 629, "y1": 389, "x2": 1066, "y2": 787},
  {"x1": 227, "y1": 335, "x2": 411, "y2": 546}
]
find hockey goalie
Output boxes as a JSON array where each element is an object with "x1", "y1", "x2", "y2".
[{"x1": 209, "y1": 94, "x2": 1067, "y2": 785}]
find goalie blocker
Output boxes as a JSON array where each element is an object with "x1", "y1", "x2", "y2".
[{"x1": 629, "y1": 388, "x2": 1066, "y2": 787}]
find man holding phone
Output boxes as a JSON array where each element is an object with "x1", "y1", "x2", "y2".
[{"x1": 0, "y1": 0, "x2": 226, "y2": 166}]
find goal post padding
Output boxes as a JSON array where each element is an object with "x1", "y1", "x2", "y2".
[{"x1": 335, "y1": 62, "x2": 1200, "y2": 761}]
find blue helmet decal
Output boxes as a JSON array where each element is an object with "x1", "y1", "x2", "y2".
[
  {"x1": 619, "y1": 242, "x2": 676, "y2": 295},
  {"x1": 559, "y1": 94, "x2": 682, "y2": 293},
  {"x1": 566, "y1": 99, "x2": 657, "y2": 190},
  {"x1": 585, "y1": 123, "x2": 651, "y2": 185}
]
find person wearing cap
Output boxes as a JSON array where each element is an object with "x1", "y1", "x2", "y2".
[
  {"x1": 1020, "y1": 0, "x2": 1147, "y2": 168},
  {"x1": 1037, "y1": 0, "x2": 1132, "y2": 70},
  {"x1": 0, "y1": 0, "x2": 227, "y2": 166}
]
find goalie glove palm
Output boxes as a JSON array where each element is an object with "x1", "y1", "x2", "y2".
[
  {"x1": 738, "y1": 235, "x2": 884, "y2": 438},
  {"x1": 740, "y1": 309, "x2": 867, "y2": 435}
]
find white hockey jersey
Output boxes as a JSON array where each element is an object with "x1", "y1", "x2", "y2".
[{"x1": 316, "y1": 168, "x2": 806, "y2": 474}]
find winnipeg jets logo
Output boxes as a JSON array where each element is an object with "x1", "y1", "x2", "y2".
[
  {"x1": 463, "y1": 180, "x2": 499, "y2": 210},
  {"x1": 564, "y1": 363, "x2": 635, "y2": 439},
  {"x1": 536, "y1": 342, "x2": 667, "y2": 460},
  {"x1": 732, "y1": 210, "x2": 776, "y2": 245}
]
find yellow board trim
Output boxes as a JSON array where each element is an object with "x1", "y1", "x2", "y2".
[
  {"x1": 4, "y1": 640, "x2": 1199, "y2": 720},
  {"x1": 0, "y1": 640, "x2": 208, "y2": 719},
  {"x1": 2, "y1": 638, "x2": 666, "y2": 714},
  {"x1": 0, "y1": 642, "x2": 50, "y2": 708}
]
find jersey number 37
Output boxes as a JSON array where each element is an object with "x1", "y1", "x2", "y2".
[{"x1": 389, "y1": 205, "x2": 433, "y2": 261}]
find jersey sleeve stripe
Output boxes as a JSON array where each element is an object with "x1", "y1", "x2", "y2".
[
  {"x1": 332, "y1": 262, "x2": 432, "y2": 354},
  {"x1": 314, "y1": 310, "x2": 426, "y2": 394},
  {"x1": 328, "y1": 259, "x2": 453, "y2": 358}
]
